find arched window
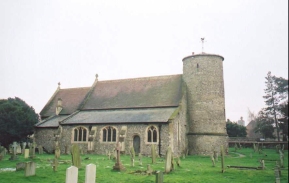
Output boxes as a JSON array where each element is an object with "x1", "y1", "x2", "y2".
[
  {"x1": 147, "y1": 126, "x2": 158, "y2": 143},
  {"x1": 102, "y1": 126, "x2": 117, "y2": 142},
  {"x1": 73, "y1": 127, "x2": 87, "y2": 142}
]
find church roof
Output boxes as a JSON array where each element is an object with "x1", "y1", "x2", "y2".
[
  {"x1": 60, "y1": 107, "x2": 178, "y2": 124},
  {"x1": 83, "y1": 74, "x2": 183, "y2": 110},
  {"x1": 40, "y1": 87, "x2": 90, "y2": 117},
  {"x1": 35, "y1": 115, "x2": 69, "y2": 127}
]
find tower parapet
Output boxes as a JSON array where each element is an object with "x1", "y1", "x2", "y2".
[{"x1": 182, "y1": 53, "x2": 228, "y2": 155}]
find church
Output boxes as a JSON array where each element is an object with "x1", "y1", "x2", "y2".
[{"x1": 34, "y1": 53, "x2": 228, "y2": 156}]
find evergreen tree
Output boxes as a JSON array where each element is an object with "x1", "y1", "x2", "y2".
[
  {"x1": 263, "y1": 72, "x2": 288, "y2": 141},
  {"x1": 0, "y1": 97, "x2": 39, "y2": 148},
  {"x1": 226, "y1": 119, "x2": 247, "y2": 137}
]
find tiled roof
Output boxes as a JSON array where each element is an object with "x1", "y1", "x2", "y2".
[
  {"x1": 35, "y1": 115, "x2": 69, "y2": 127},
  {"x1": 60, "y1": 107, "x2": 178, "y2": 124},
  {"x1": 83, "y1": 74, "x2": 183, "y2": 110},
  {"x1": 40, "y1": 87, "x2": 90, "y2": 117}
]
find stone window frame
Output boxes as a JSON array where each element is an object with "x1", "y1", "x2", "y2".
[
  {"x1": 145, "y1": 125, "x2": 159, "y2": 144},
  {"x1": 71, "y1": 126, "x2": 88, "y2": 143},
  {"x1": 100, "y1": 126, "x2": 118, "y2": 143}
]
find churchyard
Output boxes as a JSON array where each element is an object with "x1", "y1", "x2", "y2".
[{"x1": 0, "y1": 144, "x2": 287, "y2": 183}]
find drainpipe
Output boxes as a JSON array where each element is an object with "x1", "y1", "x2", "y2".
[{"x1": 158, "y1": 124, "x2": 162, "y2": 157}]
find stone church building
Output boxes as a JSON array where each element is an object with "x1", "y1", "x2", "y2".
[{"x1": 34, "y1": 53, "x2": 228, "y2": 156}]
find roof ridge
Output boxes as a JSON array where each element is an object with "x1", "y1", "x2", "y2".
[
  {"x1": 99, "y1": 74, "x2": 182, "y2": 83},
  {"x1": 59, "y1": 86, "x2": 90, "y2": 90}
]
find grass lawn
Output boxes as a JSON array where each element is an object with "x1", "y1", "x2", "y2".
[{"x1": 0, "y1": 147, "x2": 287, "y2": 183}]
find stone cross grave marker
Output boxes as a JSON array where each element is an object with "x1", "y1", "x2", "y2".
[
  {"x1": 155, "y1": 171, "x2": 163, "y2": 183},
  {"x1": 85, "y1": 163, "x2": 96, "y2": 183},
  {"x1": 164, "y1": 147, "x2": 172, "y2": 173},
  {"x1": 66, "y1": 166, "x2": 78, "y2": 183},
  {"x1": 113, "y1": 141, "x2": 125, "y2": 171},
  {"x1": 9, "y1": 142, "x2": 18, "y2": 160},
  {"x1": 25, "y1": 161, "x2": 36, "y2": 177},
  {"x1": 71, "y1": 144, "x2": 81, "y2": 168}
]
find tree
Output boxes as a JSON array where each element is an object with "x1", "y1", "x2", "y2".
[
  {"x1": 278, "y1": 102, "x2": 288, "y2": 141},
  {"x1": 0, "y1": 97, "x2": 39, "y2": 148},
  {"x1": 253, "y1": 110, "x2": 275, "y2": 139},
  {"x1": 226, "y1": 119, "x2": 247, "y2": 137},
  {"x1": 263, "y1": 72, "x2": 288, "y2": 141}
]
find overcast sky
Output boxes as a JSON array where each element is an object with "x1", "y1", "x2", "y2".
[{"x1": 0, "y1": 0, "x2": 288, "y2": 125}]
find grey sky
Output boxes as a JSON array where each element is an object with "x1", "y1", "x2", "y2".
[{"x1": 0, "y1": 0, "x2": 288, "y2": 125}]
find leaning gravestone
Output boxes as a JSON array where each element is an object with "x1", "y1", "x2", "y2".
[
  {"x1": 25, "y1": 161, "x2": 36, "y2": 176},
  {"x1": 85, "y1": 163, "x2": 96, "y2": 183},
  {"x1": 71, "y1": 144, "x2": 81, "y2": 168},
  {"x1": 164, "y1": 147, "x2": 172, "y2": 173},
  {"x1": 66, "y1": 166, "x2": 78, "y2": 183}
]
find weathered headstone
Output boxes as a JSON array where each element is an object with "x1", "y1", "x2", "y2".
[
  {"x1": 211, "y1": 155, "x2": 215, "y2": 167},
  {"x1": 129, "y1": 147, "x2": 135, "y2": 167},
  {"x1": 17, "y1": 144, "x2": 22, "y2": 154},
  {"x1": 66, "y1": 166, "x2": 78, "y2": 183},
  {"x1": 85, "y1": 163, "x2": 96, "y2": 183},
  {"x1": 22, "y1": 142, "x2": 27, "y2": 154},
  {"x1": 138, "y1": 153, "x2": 143, "y2": 165},
  {"x1": 24, "y1": 149, "x2": 29, "y2": 159},
  {"x1": 0, "y1": 146, "x2": 5, "y2": 161},
  {"x1": 9, "y1": 142, "x2": 18, "y2": 160},
  {"x1": 151, "y1": 144, "x2": 156, "y2": 164},
  {"x1": 52, "y1": 158, "x2": 58, "y2": 171},
  {"x1": 155, "y1": 171, "x2": 163, "y2": 183},
  {"x1": 164, "y1": 147, "x2": 172, "y2": 173},
  {"x1": 71, "y1": 144, "x2": 81, "y2": 168},
  {"x1": 16, "y1": 162, "x2": 26, "y2": 171},
  {"x1": 25, "y1": 161, "x2": 36, "y2": 176},
  {"x1": 213, "y1": 151, "x2": 218, "y2": 162},
  {"x1": 146, "y1": 164, "x2": 153, "y2": 175},
  {"x1": 113, "y1": 141, "x2": 125, "y2": 171},
  {"x1": 38, "y1": 145, "x2": 43, "y2": 154},
  {"x1": 220, "y1": 146, "x2": 225, "y2": 173}
]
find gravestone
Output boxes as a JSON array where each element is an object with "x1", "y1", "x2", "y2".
[
  {"x1": 151, "y1": 144, "x2": 156, "y2": 164},
  {"x1": 24, "y1": 149, "x2": 29, "y2": 159},
  {"x1": 17, "y1": 144, "x2": 22, "y2": 154},
  {"x1": 25, "y1": 161, "x2": 36, "y2": 176},
  {"x1": 0, "y1": 146, "x2": 5, "y2": 161},
  {"x1": 85, "y1": 163, "x2": 96, "y2": 183},
  {"x1": 66, "y1": 166, "x2": 78, "y2": 183},
  {"x1": 129, "y1": 147, "x2": 135, "y2": 167},
  {"x1": 113, "y1": 141, "x2": 125, "y2": 171},
  {"x1": 138, "y1": 153, "x2": 143, "y2": 165},
  {"x1": 213, "y1": 151, "x2": 218, "y2": 162},
  {"x1": 16, "y1": 162, "x2": 26, "y2": 171},
  {"x1": 164, "y1": 147, "x2": 172, "y2": 173},
  {"x1": 9, "y1": 142, "x2": 18, "y2": 160},
  {"x1": 279, "y1": 151, "x2": 284, "y2": 168},
  {"x1": 107, "y1": 151, "x2": 111, "y2": 160},
  {"x1": 38, "y1": 145, "x2": 43, "y2": 154},
  {"x1": 155, "y1": 171, "x2": 163, "y2": 183},
  {"x1": 259, "y1": 159, "x2": 265, "y2": 170},
  {"x1": 64, "y1": 145, "x2": 69, "y2": 155},
  {"x1": 275, "y1": 168, "x2": 280, "y2": 183},
  {"x1": 276, "y1": 144, "x2": 281, "y2": 153},
  {"x1": 22, "y1": 142, "x2": 26, "y2": 154},
  {"x1": 146, "y1": 164, "x2": 153, "y2": 175},
  {"x1": 71, "y1": 144, "x2": 81, "y2": 168},
  {"x1": 211, "y1": 155, "x2": 215, "y2": 167},
  {"x1": 220, "y1": 146, "x2": 225, "y2": 173}
]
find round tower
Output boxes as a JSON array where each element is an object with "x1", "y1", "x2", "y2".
[{"x1": 182, "y1": 53, "x2": 228, "y2": 155}]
